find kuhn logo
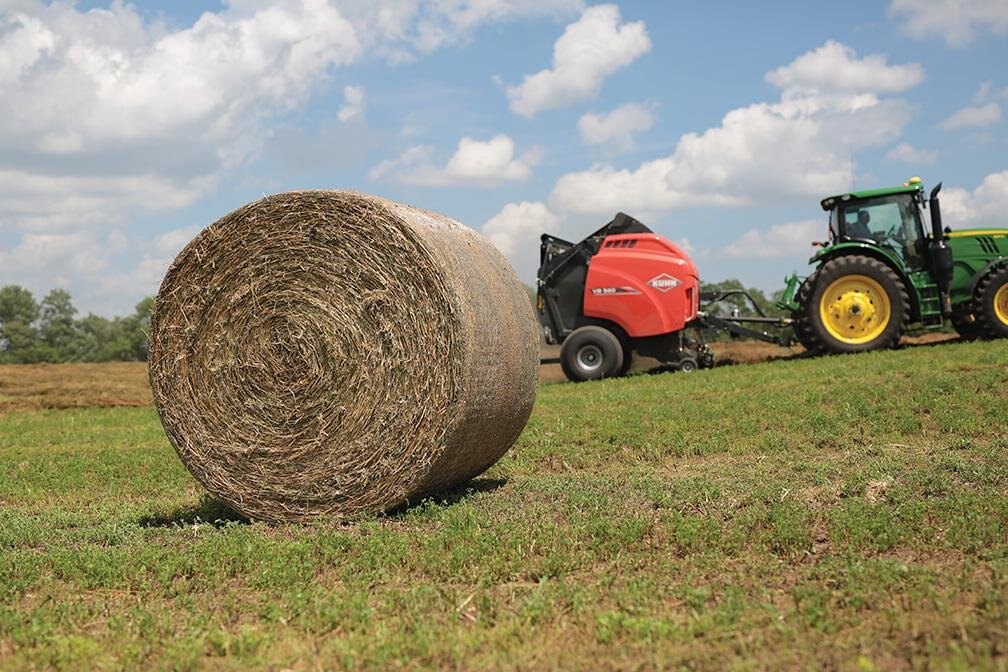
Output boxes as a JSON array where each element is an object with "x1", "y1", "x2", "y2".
[{"x1": 648, "y1": 273, "x2": 680, "y2": 292}]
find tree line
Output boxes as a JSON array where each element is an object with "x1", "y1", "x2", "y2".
[
  {"x1": 0, "y1": 285, "x2": 151, "y2": 364},
  {"x1": 0, "y1": 279, "x2": 786, "y2": 364}
]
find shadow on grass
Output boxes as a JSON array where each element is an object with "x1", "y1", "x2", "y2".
[
  {"x1": 138, "y1": 495, "x2": 249, "y2": 528},
  {"x1": 138, "y1": 478, "x2": 507, "y2": 527},
  {"x1": 389, "y1": 477, "x2": 508, "y2": 517}
]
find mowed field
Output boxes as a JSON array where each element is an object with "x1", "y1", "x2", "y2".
[{"x1": 1, "y1": 339, "x2": 1006, "y2": 670}]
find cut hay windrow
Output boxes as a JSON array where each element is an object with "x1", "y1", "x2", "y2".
[{"x1": 148, "y1": 191, "x2": 539, "y2": 522}]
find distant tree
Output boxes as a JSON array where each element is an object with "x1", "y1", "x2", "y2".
[
  {"x1": 0, "y1": 285, "x2": 41, "y2": 363},
  {"x1": 75, "y1": 314, "x2": 120, "y2": 362},
  {"x1": 0, "y1": 285, "x2": 39, "y2": 324},
  {"x1": 75, "y1": 298, "x2": 152, "y2": 362},
  {"x1": 120, "y1": 297, "x2": 153, "y2": 361},
  {"x1": 37, "y1": 289, "x2": 80, "y2": 361}
]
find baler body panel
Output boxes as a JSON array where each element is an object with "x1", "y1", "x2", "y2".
[{"x1": 583, "y1": 234, "x2": 700, "y2": 338}]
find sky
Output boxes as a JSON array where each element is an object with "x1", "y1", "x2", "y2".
[{"x1": 1, "y1": 0, "x2": 1007, "y2": 316}]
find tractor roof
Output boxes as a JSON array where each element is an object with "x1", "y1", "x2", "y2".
[{"x1": 820, "y1": 182, "x2": 923, "y2": 211}]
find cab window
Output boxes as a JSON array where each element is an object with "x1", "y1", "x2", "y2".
[{"x1": 842, "y1": 195, "x2": 922, "y2": 268}]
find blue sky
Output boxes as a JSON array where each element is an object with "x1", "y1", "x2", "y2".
[{"x1": 1, "y1": 0, "x2": 1007, "y2": 315}]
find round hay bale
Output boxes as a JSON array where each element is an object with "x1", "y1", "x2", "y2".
[{"x1": 148, "y1": 191, "x2": 539, "y2": 521}]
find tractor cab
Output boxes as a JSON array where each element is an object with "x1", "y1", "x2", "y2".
[{"x1": 821, "y1": 179, "x2": 929, "y2": 272}]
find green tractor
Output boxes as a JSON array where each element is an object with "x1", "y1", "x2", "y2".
[{"x1": 778, "y1": 177, "x2": 1008, "y2": 353}]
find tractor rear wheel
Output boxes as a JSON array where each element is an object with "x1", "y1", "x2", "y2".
[
  {"x1": 560, "y1": 326, "x2": 624, "y2": 382},
  {"x1": 974, "y1": 266, "x2": 1008, "y2": 339},
  {"x1": 798, "y1": 255, "x2": 908, "y2": 354},
  {"x1": 792, "y1": 272, "x2": 821, "y2": 353}
]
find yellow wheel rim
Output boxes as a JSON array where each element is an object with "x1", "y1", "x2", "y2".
[
  {"x1": 819, "y1": 274, "x2": 891, "y2": 345},
  {"x1": 995, "y1": 282, "x2": 1008, "y2": 326}
]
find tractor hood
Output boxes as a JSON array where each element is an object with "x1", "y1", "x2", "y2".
[{"x1": 945, "y1": 228, "x2": 1008, "y2": 239}]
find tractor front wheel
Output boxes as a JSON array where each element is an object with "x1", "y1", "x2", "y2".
[
  {"x1": 560, "y1": 326, "x2": 625, "y2": 382},
  {"x1": 974, "y1": 266, "x2": 1008, "y2": 339},
  {"x1": 798, "y1": 255, "x2": 908, "y2": 354}
]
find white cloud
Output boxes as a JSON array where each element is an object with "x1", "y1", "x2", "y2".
[
  {"x1": 444, "y1": 136, "x2": 534, "y2": 182},
  {"x1": 153, "y1": 226, "x2": 200, "y2": 257},
  {"x1": 889, "y1": 0, "x2": 1008, "y2": 47},
  {"x1": 342, "y1": 0, "x2": 584, "y2": 59},
  {"x1": 938, "y1": 102, "x2": 1002, "y2": 130},
  {"x1": 505, "y1": 4, "x2": 651, "y2": 117},
  {"x1": 550, "y1": 156, "x2": 744, "y2": 214},
  {"x1": 886, "y1": 143, "x2": 938, "y2": 165},
  {"x1": 482, "y1": 201, "x2": 561, "y2": 256},
  {"x1": 0, "y1": 229, "x2": 125, "y2": 310},
  {"x1": 723, "y1": 220, "x2": 823, "y2": 259},
  {"x1": 0, "y1": 0, "x2": 361, "y2": 246},
  {"x1": 0, "y1": 169, "x2": 213, "y2": 233},
  {"x1": 939, "y1": 170, "x2": 1008, "y2": 226},
  {"x1": 368, "y1": 144, "x2": 434, "y2": 181},
  {"x1": 549, "y1": 41, "x2": 921, "y2": 215},
  {"x1": 974, "y1": 81, "x2": 994, "y2": 103},
  {"x1": 370, "y1": 135, "x2": 536, "y2": 186},
  {"x1": 3, "y1": 2, "x2": 361, "y2": 155},
  {"x1": 338, "y1": 85, "x2": 365, "y2": 122},
  {"x1": 0, "y1": 0, "x2": 585, "y2": 313},
  {"x1": 765, "y1": 40, "x2": 924, "y2": 94},
  {"x1": 110, "y1": 225, "x2": 202, "y2": 298},
  {"x1": 577, "y1": 102, "x2": 653, "y2": 151}
]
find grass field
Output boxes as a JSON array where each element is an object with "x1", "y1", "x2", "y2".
[{"x1": 1, "y1": 340, "x2": 1006, "y2": 670}]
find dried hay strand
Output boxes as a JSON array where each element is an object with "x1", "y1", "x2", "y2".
[{"x1": 148, "y1": 191, "x2": 539, "y2": 522}]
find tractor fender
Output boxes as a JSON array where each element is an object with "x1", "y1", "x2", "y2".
[
  {"x1": 968, "y1": 256, "x2": 1008, "y2": 297},
  {"x1": 812, "y1": 244, "x2": 921, "y2": 321}
]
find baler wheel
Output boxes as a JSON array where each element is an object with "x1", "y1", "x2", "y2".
[
  {"x1": 798, "y1": 255, "x2": 908, "y2": 354},
  {"x1": 974, "y1": 266, "x2": 1008, "y2": 339},
  {"x1": 618, "y1": 346, "x2": 635, "y2": 376},
  {"x1": 677, "y1": 357, "x2": 698, "y2": 373},
  {"x1": 560, "y1": 326, "x2": 624, "y2": 382}
]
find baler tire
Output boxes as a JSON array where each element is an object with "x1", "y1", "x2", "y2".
[
  {"x1": 618, "y1": 346, "x2": 635, "y2": 377},
  {"x1": 799, "y1": 255, "x2": 908, "y2": 354},
  {"x1": 974, "y1": 266, "x2": 1008, "y2": 339},
  {"x1": 560, "y1": 326, "x2": 625, "y2": 382}
]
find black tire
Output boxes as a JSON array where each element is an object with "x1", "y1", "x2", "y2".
[
  {"x1": 618, "y1": 346, "x2": 634, "y2": 376},
  {"x1": 798, "y1": 255, "x2": 909, "y2": 354},
  {"x1": 677, "y1": 357, "x2": 698, "y2": 373},
  {"x1": 951, "y1": 311, "x2": 982, "y2": 341},
  {"x1": 974, "y1": 266, "x2": 1008, "y2": 339},
  {"x1": 792, "y1": 272, "x2": 821, "y2": 353},
  {"x1": 560, "y1": 326, "x2": 624, "y2": 382}
]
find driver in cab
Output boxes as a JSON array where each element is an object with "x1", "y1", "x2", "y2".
[{"x1": 848, "y1": 210, "x2": 872, "y2": 239}]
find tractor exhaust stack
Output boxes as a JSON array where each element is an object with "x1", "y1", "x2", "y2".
[{"x1": 927, "y1": 182, "x2": 954, "y2": 317}]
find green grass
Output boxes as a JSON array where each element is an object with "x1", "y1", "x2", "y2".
[{"x1": 1, "y1": 341, "x2": 1007, "y2": 670}]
